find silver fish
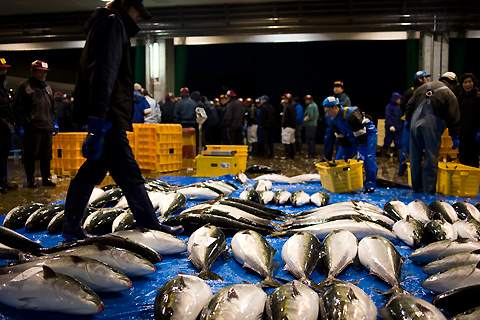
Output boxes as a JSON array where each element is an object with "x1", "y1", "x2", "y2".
[
  {"x1": 0, "y1": 266, "x2": 105, "y2": 315},
  {"x1": 187, "y1": 224, "x2": 227, "y2": 281},
  {"x1": 453, "y1": 201, "x2": 480, "y2": 222},
  {"x1": 281, "y1": 231, "x2": 322, "y2": 290},
  {"x1": 423, "y1": 264, "x2": 480, "y2": 293},
  {"x1": 310, "y1": 191, "x2": 329, "y2": 207},
  {"x1": 239, "y1": 189, "x2": 259, "y2": 202},
  {"x1": 254, "y1": 179, "x2": 273, "y2": 191},
  {"x1": 0, "y1": 255, "x2": 132, "y2": 293},
  {"x1": 290, "y1": 190, "x2": 310, "y2": 207},
  {"x1": 409, "y1": 239, "x2": 480, "y2": 263},
  {"x1": 290, "y1": 173, "x2": 321, "y2": 183},
  {"x1": 422, "y1": 219, "x2": 457, "y2": 245},
  {"x1": 430, "y1": 200, "x2": 458, "y2": 224},
  {"x1": 175, "y1": 186, "x2": 222, "y2": 200},
  {"x1": 231, "y1": 229, "x2": 281, "y2": 287},
  {"x1": 266, "y1": 280, "x2": 319, "y2": 320},
  {"x1": 358, "y1": 235, "x2": 405, "y2": 288},
  {"x1": 320, "y1": 282, "x2": 377, "y2": 320},
  {"x1": 110, "y1": 228, "x2": 187, "y2": 255},
  {"x1": 235, "y1": 172, "x2": 248, "y2": 185},
  {"x1": 393, "y1": 216, "x2": 424, "y2": 247},
  {"x1": 380, "y1": 290, "x2": 447, "y2": 320},
  {"x1": 274, "y1": 189, "x2": 291, "y2": 206},
  {"x1": 452, "y1": 219, "x2": 480, "y2": 240},
  {"x1": 254, "y1": 174, "x2": 295, "y2": 184},
  {"x1": 407, "y1": 199, "x2": 433, "y2": 223},
  {"x1": 155, "y1": 274, "x2": 212, "y2": 320},
  {"x1": 423, "y1": 250, "x2": 480, "y2": 275},
  {"x1": 199, "y1": 283, "x2": 267, "y2": 320},
  {"x1": 384, "y1": 198, "x2": 409, "y2": 222},
  {"x1": 258, "y1": 190, "x2": 275, "y2": 205},
  {"x1": 111, "y1": 211, "x2": 136, "y2": 232},
  {"x1": 320, "y1": 229, "x2": 358, "y2": 279},
  {"x1": 451, "y1": 306, "x2": 480, "y2": 320},
  {"x1": 3, "y1": 203, "x2": 44, "y2": 230},
  {"x1": 159, "y1": 192, "x2": 187, "y2": 218}
]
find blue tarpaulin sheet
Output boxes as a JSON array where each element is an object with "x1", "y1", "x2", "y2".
[{"x1": 1, "y1": 174, "x2": 479, "y2": 319}]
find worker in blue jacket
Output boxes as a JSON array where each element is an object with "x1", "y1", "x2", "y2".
[{"x1": 322, "y1": 97, "x2": 378, "y2": 193}]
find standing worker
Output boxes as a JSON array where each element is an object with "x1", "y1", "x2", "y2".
[
  {"x1": 62, "y1": 0, "x2": 183, "y2": 240},
  {"x1": 397, "y1": 70, "x2": 430, "y2": 176},
  {"x1": 13, "y1": 60, "x2": 58, "y2": 188},
  {"x1": 303, "y1": 95, "x2": 319, "y2": 159},
  {"x1": 382, "y1": 92, "x2": 403, "y2": 158},
  {"x1": 0, "y1": 58, "x2": 18, "y2": 192},
  {"x1": 222, "y1": 90, "x2": 244, "y2": 145},
  {"x1": 293, "y1": 96, "x2": 303, "y2": 155},
  {"x1": 322, "y1": 97, "x2": 378, "y2": 193},
  {"x1": 405, "y1": 72, "x2": 460, "y2": 194},
  {"x1": 281, "y1": 93, "x2": 296, "y2": 159}
]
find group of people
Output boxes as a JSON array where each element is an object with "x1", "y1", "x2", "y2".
[{"x1": 381, "y1": 70, "x2": 480, "y2": 194}]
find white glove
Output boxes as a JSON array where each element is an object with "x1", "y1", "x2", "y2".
[
  {"x1": 144, "y1": 108, "x2": 152, "y2": 115},
  {"x1": 389, "y1": 126, "x2": 395, "y2": 132}
]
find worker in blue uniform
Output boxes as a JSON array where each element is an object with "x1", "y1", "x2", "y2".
[
  {"x1": 405, "y1": 72, "x2": 460, "y2": 194},
  {"x1": 323, "y1": 97, "x2": 378, "y2": 193}
]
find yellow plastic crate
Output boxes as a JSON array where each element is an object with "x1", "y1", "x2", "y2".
[
  {"x1": 51, "y1": 133, "x2": 88, "y2": 177},
  {"x1": 205, "y1": 145, "x2": 248, "y2": 171},
  {"x1": 194, "y1": 155, "x2": 241, "y2": 177},
  {"x1": 407, "y1": 162, "x2": 480, "y2": 197},
  {"x1": 315, "y1": 159, "x2": 364, "y2": 193}
]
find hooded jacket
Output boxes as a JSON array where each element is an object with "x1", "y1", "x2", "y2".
[
  {"x1": 385, "y1": 92, "x2": 403, "y2": 131},
  {"x1": 72, "y1": 3, "x2": 140, "y2": 131}
]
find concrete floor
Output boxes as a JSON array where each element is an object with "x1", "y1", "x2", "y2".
[{"x1": 0, "y1": 143, "x2": 407, "y2": 214}]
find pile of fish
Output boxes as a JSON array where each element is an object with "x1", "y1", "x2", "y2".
[{"x1": 0, "y1": 226, "x2": 187, "y2": 315}]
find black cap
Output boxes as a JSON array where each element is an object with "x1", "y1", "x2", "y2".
[{"x1": 131, "y1": 0, "x2": 151, "y2": 20}]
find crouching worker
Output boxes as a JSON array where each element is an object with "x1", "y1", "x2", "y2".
[
  {"x1": 62, "y1": 0, "x2": 183, "y2": 240},
  {"x1": 322, "y1": 97, "x2": 378, "y2": 193}
]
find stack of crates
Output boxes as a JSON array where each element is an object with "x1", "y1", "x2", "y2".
[
  {"x1": 205, "y1": 145, "x2": 248, "y2": 171},
  {"x1": 315, "y1": 159, "x2": 364, "y2": 193},
  {"x1": 439, "y1": 128, "x2": 459, "y2": 160},
  {"x1": 133, "y1": 123, "x2": 182, "y2": 172},
  {"x1": 51, "y1": 133, "x2": 87, "y2": 177},
  {"x1": 182, "y1": 127, "x2": 196, "y2": 169}
]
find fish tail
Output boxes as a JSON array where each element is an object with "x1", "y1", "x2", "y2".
[
  {"x1": 261, "y1": 278, "x2": 282, "y2": 288},
  {"x1": 268, "y1": 231, "x2": 288, "y2": 237},
  {"x1": 303, "y1": 279, "x2": 325, "y2": 292},
  {"x1": 198, "y1": 270, "x2": 225, "y2": 282}
]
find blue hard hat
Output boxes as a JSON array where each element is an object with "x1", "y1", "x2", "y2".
[
  {"x1": 323, "y1": 96, "x2": 339, "y2": 108},
  {"x1": 414, "y1": 70, "x2": 431, "y2": 81}
]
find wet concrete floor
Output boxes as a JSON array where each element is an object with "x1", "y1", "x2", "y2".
[{"x1": 0, "y1": 143, "x2": 407, "y2": 214}]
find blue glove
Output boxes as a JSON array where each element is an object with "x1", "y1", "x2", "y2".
[
  {"x1": 53, "y1": 120, "x2": 59, "y2": 136},
  {"x1": 82, "y1": 118, "x2": 112, "y2": 160},
  {"x1": 15, "y1": 124, "x2": 24, "y2": 138},
  {"x1": 451, "y1": 135, "x2": 459, "y2": 150},
  {"x1": 476, "y1": 128, "x2": 480, "y2": 144},
  {"x1": 405, "y1": 119, "x2": 411, "y2": 130}
]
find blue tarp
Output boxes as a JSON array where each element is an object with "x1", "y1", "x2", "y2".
[{"x1": 1, "y1": 174, "x2": 479, "y2": 319}]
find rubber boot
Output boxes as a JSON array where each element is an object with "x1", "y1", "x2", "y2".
[
  {"x1": 289, "y1": 144, "x2": 295, "y2": 159},
  {"x1": 283, "y1": 144, "x2": 289, "y2": 160},
  {"x1": 40, "y1": 160, "x2": 56, "y2": 187},
  {"x1": 124, "y1": 184, "x2": 183, "y2": 235},
  {"x1": 295, "y1": 141, "x2": 302, "y2": 155},
  {"x1": 62, "y1": 179, "x2": 95, "y2": 240}
]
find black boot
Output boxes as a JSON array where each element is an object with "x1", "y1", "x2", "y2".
[
  {"x1": 27, "y1": 177, "x2": 37, "y2": 188},
  {"x1": 41, "y1": 160, "x2": 56, "y2": 187},
  {"x1": 62, "y1": 179, "x2": 95, "y2": 240},
  {"x1": 295, "y1": 141, "x2": 302, "y2": 155},
  {"x1": 283, "y1": 144, "x2": 289, "y2": 160},
  {"x1": 123, "y1": 184, "x2": 183, "y2": 235},
  {"x1": 289, "y1": 144, "x2": 295, "y2": 159}
]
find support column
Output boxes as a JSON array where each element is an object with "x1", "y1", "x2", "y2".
[
  {"x1": 145, "y1": 38, "x2": 175, "y2": 101},
  {"x1": 420, "y1": 32, "x2": 449, "y2": 80}
]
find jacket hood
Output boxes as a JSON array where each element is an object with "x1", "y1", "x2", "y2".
[
  {"x1": 85, "y1": 6, "x2": 139, "y2": 37},
  {"x1": 390, "y1": 92, "x2": 402, "y2": 103},
  {"x1": 190, "y1": 91, "x2": 201, "y2": 101}
]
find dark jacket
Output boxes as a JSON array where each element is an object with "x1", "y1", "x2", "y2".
[
  {"x1": 132, "y1": 91, "x2": 148, "y2": 123},
  {"x1": 259, "y1": 102, "x2": 276, "y2": 129},
  {"x1": 223, "y1": 98, "x2": 244, "y2": 129},
  {"x1": 54, "y1": 96, "x2": 72, "y2": 132},
  {"x1": 0, "y1": 75, "x2": 14, "y2": 131},
  {"x1": 173, "y1": 95, "x2": 197, "y2": 126},
  {"x1": 400, "y1": 87, "x2": 414, "y2": 114},
  {"x1": 282, "y1": 102, "x2": 296, "y2": 129},
  {"x1": 160, "y1": 99, "x2": 175, "y2": 123},
  {"x1": 457, "y1": 87, "x2": 480, "y2": 137},
  {"x1": 246, "y1": 104, "x2": 258, "y2": 126},
  {"x1": 72, "y1": 4, "x2": 140, "y2": 131},
  {"x1": 405, "y1": 80, "x2": 460, "y2": 136},
  {"x1": 334, "y1": 92, "x2": 351, "y2": 106},
  {"x1": 14, "y1": 76, "x2": 55, "y2": 132},
  {"x1": 385, "y1": 92, "x2": 403, "y2": 131}
]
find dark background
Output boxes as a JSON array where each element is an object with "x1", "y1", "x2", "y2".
[{"x1": 2, "y1": 38, "x2": 480, "y2": 125}]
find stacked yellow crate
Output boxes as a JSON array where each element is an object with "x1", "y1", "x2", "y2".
[
  {"x1": 439, "y1": 128, "x2": 459, "y2": 160},
  {"x1": 133, "y1": 123, "x2": 183, "y2": 172},
  {"x1": 51, "y1": 133, "x2": 87, "y2": 177}
]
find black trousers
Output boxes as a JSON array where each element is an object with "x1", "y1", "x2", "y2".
[
  {"x1": 71, "y1": 129, "x2": 144, "y2": 190},
  {"x1": 262, "y1": 128, "x2": 274, "y2": 158},
  {"x1": 23, "y1": 128, "x2": 52, "y2": 180},
  {"x1": 227, "y1": 128, "x2": 244, "y2": 145},
  {"x1": 0, "y1": 127, "x2": 11, "y2": 181}
]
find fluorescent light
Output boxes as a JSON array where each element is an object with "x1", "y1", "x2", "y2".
[{"x1": 149, "y1": 42, "x2": 159, "y2": 79}]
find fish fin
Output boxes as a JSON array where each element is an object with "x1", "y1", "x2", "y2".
[
  {"x1": 42, "y1": 266, "x2": 57, "y2": 279},
  {"x1": 136, "y1": 227, "x2": 150, "y2": 233},
  {"x1": 226, "y1": 287, "x2": 239, "y2": 300},
  {"x1": 70, "y1": 255, "x2": 87, "y2": 263},
  {"x1": 275, "y1": 276, "x2": 290, "y2": 284},
  {"x1": 472, "y1": 249, "x2": 480, "y2": 254},
  {"x1": 268, "y1": 231, "x2": 287, "y2": 238},
  {"x1": 241, "y1": 280, "x2": 251, "y2": 284},
  {"x1": 17, "y1": 298, "x2": 38, "y2": 309},
  {"x1": 93, "y1": 242, "x2": 110, "y2": 251},
  {"x1": 198, "y1": 270, "x2": 225, "y2": 282},
  {"x1": 303, "y1": 279, "x2": 325, "y2": 292},
  {"x1": 261, "y1": 278, "x2": 282, "y2": 288},
  {"x1": 378, "y1": 307, "x2": 389, "y2": 319},
  {"x1": 373, "y1": 286, "x2": 406, "y2": 296}
]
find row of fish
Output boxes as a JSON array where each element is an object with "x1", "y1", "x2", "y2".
[
  {"x1": 240, "y1": 188, "x2": 330, "y2": 207},
  {"x1": 235, "y1": 172, "x2": 322, "y2": 185}
]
